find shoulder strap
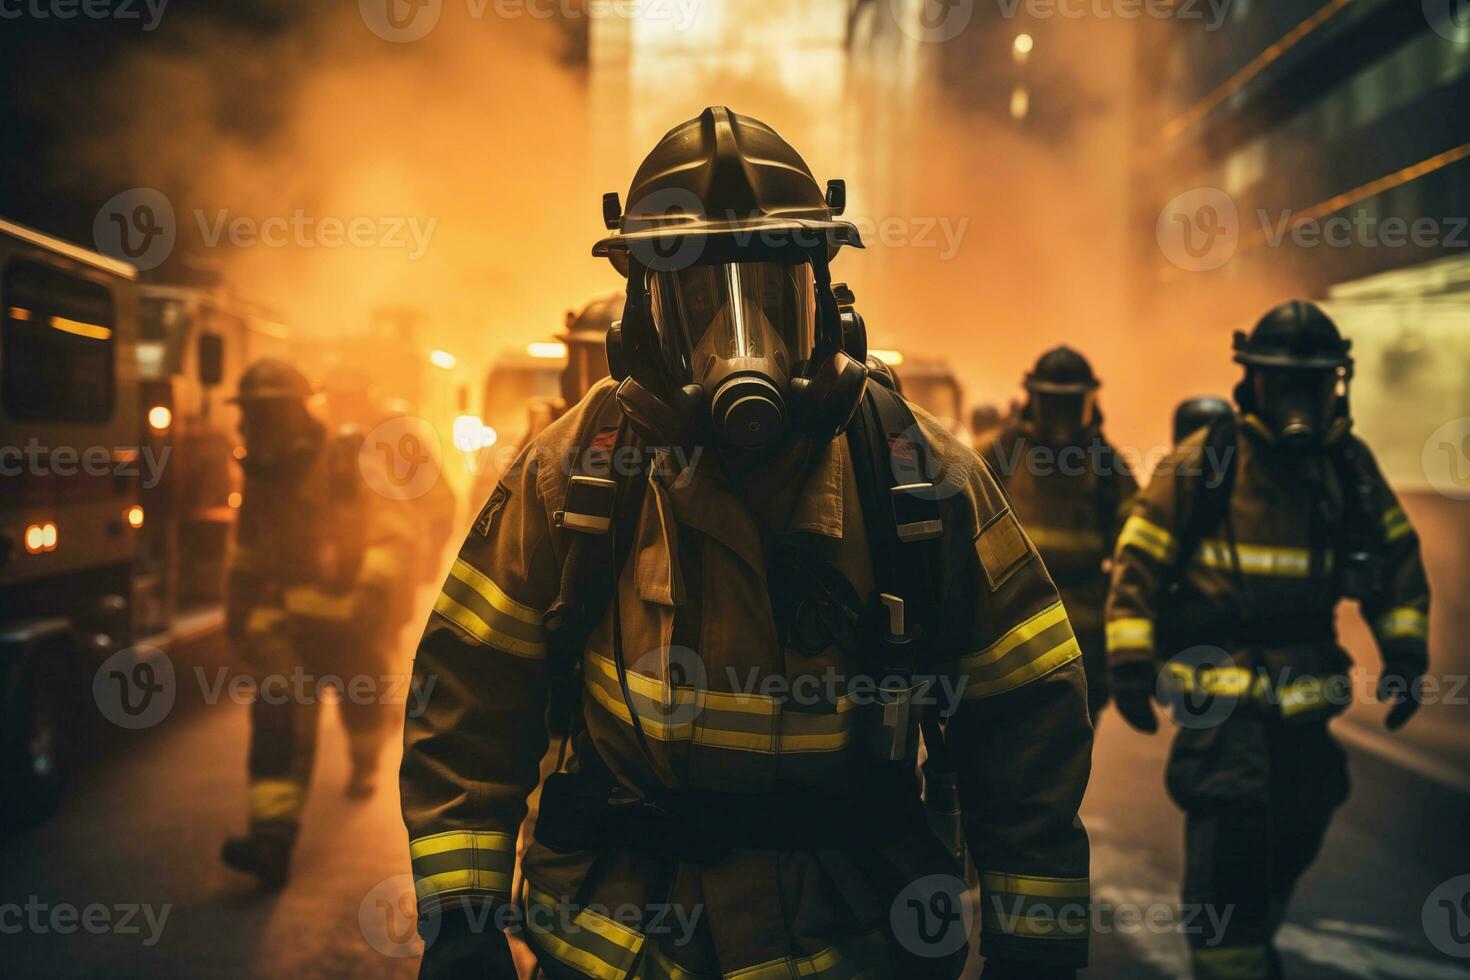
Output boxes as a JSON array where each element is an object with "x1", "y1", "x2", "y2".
[{"x1": 1174, "y1": 411, "x2": 1239, "y2": 583}]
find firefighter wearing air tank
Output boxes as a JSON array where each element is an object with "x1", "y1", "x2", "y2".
[
  {"x1": 221, "y1": 359, "x2": 416, "y2": 889},
  {"x1": 402, "y1": 107, "x2": 1094, "y2": 979},
  {"x1": 982, "y1": 347, "x2": 1137, "y2": 719},
  {"x1": 1105, "y1": 302, "x2": 1430, "y2": 980}
]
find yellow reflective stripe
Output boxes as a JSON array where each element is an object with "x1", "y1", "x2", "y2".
[
  {"x1": 433, "y1": 591, "x2": 547, "y2": 659},
  {"x1": 249, "y1": 779, "x2": 304, "y2": 821},
  {"x1": 1161, "y1": 662, "x2": 1263, "y2": 699},
  {"x1": 1381, "y1": 506, "x2": 1414, "y2": 544},
  {"x1": 1277, "y1": 676, "x2": 1342, "y2": 719},
  {"x1": 408, "y1": 829, "x2": 516, "y2": 860},
  {"x1": 245, "y1": 607, "x2": 287, "y2": 633},
  {"x1": 961, "y1": 602, "x2": 1081, "y2": 699},
  {"x1": 1196, "y1": 540, "x2": 1314, "y2": 577},
  {"x1": 359, "y1": 545, "x2": 399, "y2": 586},
  {"x1": 1117, "y1": 514, "x2": 1176, "y2": 563},
  {"x1": 1193, "y1": 945, "x2": 1269, "y2": 980},
  {"x1": 583, "y1": 652, "x2": 851, "y2": 754},
  {"x1": 728, "y1": 930, "x2": 890, "y2": 980},
  {"x1": 410, "y1": 831, "x2": 516, "y2": 905},
  {"x1": 525, "y1": 885, "x2": 643, "y2": 980},
  {"x1": 1106, "y1": 617, "x2": 1154, "y2": 653},
  {"x1": 283, "y1": 587, "x2": 355, "y2": 620},
  {"x1": 981, "y1": 872, "x2": 1089, "y2": 899},
  {"x1": 1376, "y1": 607, "x2": 1428, "y2": 642},
  {"x1": 450, "y1": 558, "x2": 541, "y2": 625},
  {"x1": 1026, "y1": 526, "x2": 1105, "y2": 553}
]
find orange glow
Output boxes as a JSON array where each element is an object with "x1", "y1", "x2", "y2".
[
  {"x1": 869, "y1": 349, "x2": 905, "y2": 367},
  {"x1": 527, "y1": 342, "x2": 568, "y2": 360},
  {"x1": 429, "y1": 349, "x2": 457, "y2": 369},
  {"x1": 25, "y1": 521, "x2": 58, "y2": 554},
  {"x1": 228, "y1": 492, "x2": 243, "y2": 509},
  {"x1": 49, "y1": 315, "x2": 113, "y2": 341},
  {"x1": 148, "y1": 405, "x2": 173, "y2": 431},
  {"x1": 8, "y1": 306, "x2": 31, "y2": 321},
  {"x1": 126, "y1": 505, "x2": 146, "y2": 529}
]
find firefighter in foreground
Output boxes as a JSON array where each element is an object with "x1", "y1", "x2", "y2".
[
  {"x1": 1105, "y1": 302, "x2": 1430, "y2": 980},
  {"x1": 221, "y1": 360, "x2": 415, "y2": 888},
  {"x1": 401, "y1": 106, "x2": 1093, "y2": 979},
  {"x1": 982, "y1": 347, "x2": 1136, "y2": 720}
]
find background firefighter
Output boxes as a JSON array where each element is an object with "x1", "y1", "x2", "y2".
[
  {"x1": 221, "y1": 358, "x2": 418, "y2": 889},
  {"x1": 400, "y1": 107, "x2": 1094, "y2": 979},
  {"x1": 983, "y1": 346, "x2": 1137, "y2": 720},
  {"x1": 1104, "y1": 301, "x2": 1431, "y2": 980}
]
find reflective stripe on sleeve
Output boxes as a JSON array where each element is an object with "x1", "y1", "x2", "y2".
[
  {"x1": 960, "y1": 601, "x2": 1081, "y2": 699},
  {"x1": 433, "y1": 558, "x2": 547, "y2": 659},
  {"x1": 1116, "y1": 515, "x2": 1176, "y2": 563},
  {"x1": 1105, "y1": 617, "x2": 1154, "y2": 655},
  {"x1": 249, "y1": 779, "x2": 305, "y2": 822},
  {"x1": 525, "y1": 884, "x2": 644, "y2": 980},
  {"x1": 410, "y1": 830, "x2": 515, "y2": 907},
  {"x1": 980, "y1": 871, "x2": 1089, "y2": 942},
  {"x1": 1381, "y1": 506, "x2": 1414, "y2": 544},
  {"x1": 1195, "y1": 540, "x2": 1316, "y2": 577},
  {"x1": 1375, "y1": 607, "x2": 1428, "y2": 642}
]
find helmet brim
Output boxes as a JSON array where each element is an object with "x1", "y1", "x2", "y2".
[
  {"x1": 594, "y1": 218, "x2": 864, "y2": 277},
  {"x1": 1233, "y1": 350, "x2": 1352, "y2": 370}
]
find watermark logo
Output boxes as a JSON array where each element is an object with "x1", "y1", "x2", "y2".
[
  {"x1": 1424, "y1": 875, "x2": 1470, "y2": 957},
  {"x1": 1157, "y1": 187, "x2": 1238, "y2": 272},
  {"x1": 1157, "y1": 645, "x2": 1244, "y2": 729},
  {"x1": 890, "y1": 0, "x2": 975, "y2": 43},
  {"x1": 361, "y1": 0, "x2": 442, "y2": 41},
  {"x1": 94, "y1": 188, "x2": 176, "y2": 272},
  {"x1": 1425, "y1": 0, "x2": 1470, "y2": 42},
  {"x1": 1422, "y1": 417, "x2": 1470, "y2": 500},
  {"x1": 360, "y1": 874, "x2": 432, "y2": 957},
  {"x1": 360, "y1": 415, "x2": 442, "y2": 501},
  {"x1": 0, "y1": 0, "x2": 169, "y2": 30},
  {"x1": 890, "y1": 873, "x2": 973, "y2": 958},
  {"x1": 93, "y1": 646, "x2": 176, "y2": 730},
  {"x1": 623, "y1": 187, "x2": 710, "y2": 273},
  {"x1": 630, "y1": 645, "x2": 707, "y2": 730}
]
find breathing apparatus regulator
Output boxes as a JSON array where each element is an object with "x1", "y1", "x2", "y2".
[{"x1": 593, "y1": 106, "x2": 870, "y2": 451}]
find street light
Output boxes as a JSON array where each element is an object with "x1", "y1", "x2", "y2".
[
  {"x1": 430, "y1": 349, "x2": 457, "y2": 370},
  {"x1": 1013, "y1": 33, "x2": 1033, "y2": 64}
]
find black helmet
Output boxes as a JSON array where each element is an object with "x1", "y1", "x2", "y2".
[
  {"x1": 598, "y1": 107, "x2": 868, "y2": 450},
  {"x1": 1233, "y1": 301, "x2": 1353, "y2": 450},
  {"x1": 1024, "y1": 346, "x2": 1099, "y2": 393},
  {"x1": 1233, "y1": 300, "x2": 1352, "y2": 370},
  {"x1": 1023, "y1": 346, "x2": 1099, "y2": 445},
  {"x1": 558, "y1": 294, "x2": 621, "y2": 405},
  {"x1": 229, "y1": 358, "x2": 313, "y2": 404},
  {"x1": 1173, "y1": 396, "x2": 1233, "y2": 445}
]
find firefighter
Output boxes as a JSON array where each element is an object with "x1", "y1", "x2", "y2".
[
  {"x1": 402, "y1": 106, "x2": 1094, "y2": 980},
  {"x1": 1105, "y1": 301, "x2": 1430, "y2": 980},
  {"x1": 982, "y1": 347, "x2": 1137, "y2": 720},
  {"x1": 222, "y1": 359, "x2": 415, "y2": 888}
]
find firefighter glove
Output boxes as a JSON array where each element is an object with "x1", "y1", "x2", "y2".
[
  {"x1": 417, "y1": 904, "x2": 517, "y2": 980},
  {"x1": 1109, "y1": 660, "x2": 1159, "y2": 734},
  {"x1": 1378, "y1": 652, "x2": 1426, "y2": 732}
]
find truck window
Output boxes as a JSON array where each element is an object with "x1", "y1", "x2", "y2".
[{"x1": 3, "y1": 259, "x2": 116, "y2": 422}]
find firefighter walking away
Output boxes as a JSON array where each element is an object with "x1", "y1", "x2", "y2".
[
  {"x1": 1105, "y1": 301, "x2": 1431, "y2": 980},
  {"x1": 221, "y1": 359, "x2": 416, "y2": 889},
  {"x1": 400, "y1": 106, "x2": 1094, "y2": 979}
]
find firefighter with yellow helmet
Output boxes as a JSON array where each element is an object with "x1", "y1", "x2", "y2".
[
  {"x1": 982, "y1": 346, "x2": 1137, "y2": 720},
  {"x1": 1105, "y1": 301, "x2": 1431, "y2": 980},
  {"x1": 401, "y1": 107, "x2": 1094, "y2": 979},
  {"x1": 221, "y1": 358, "x2": 416, "y2": 888}
]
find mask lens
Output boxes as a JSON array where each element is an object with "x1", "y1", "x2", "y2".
[
  {"x1": 1034, "y1": 392, "x2": 1090, "y2": 441},
  {"x1": 650, "y1": 261, "x2": 816, "y2": 382}
]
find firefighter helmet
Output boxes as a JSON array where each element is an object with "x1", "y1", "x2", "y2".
[
  {"x1": 1172, "y1": 396, "x2": 1233, "y2": 445},
  {"x1": 230, "y1": 359, "x2": 313, "y2": 404},
  {"x1": 1233, "y1": 301, "x2": 1352, "y2": 370},
  {"x1": 1023, "y1": 346, "x2": 1099, "y2": 394}
]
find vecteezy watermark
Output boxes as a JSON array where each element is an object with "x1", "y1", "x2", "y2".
[
  {"x1": 94, "y1": 188, "x2": 177, "y2": 272},
  {"x1": 0, "y1": 897, "x2": 171, "y2": 946},
  {"x1": 195, "y1": 210, "x2": 437, "y2": 261},
  {"x1": 1424, "y1": 875, "x2": 1470, "y2": 958},
  {"x1": 987, "y1": 438, "x2": 1234, "y2": 488},
  {"x1": 1422, "y1": 417, "x2": 1470, "y2": 500},
  {"x1": 360, "y1": 875, "x2": 431, "y2": 958},
  {"x1": 1157, "y1": 187, "x2": 1239, "y2": 273},
  {"x1": 0, "y1": 0, "x2": 168, "y2": 30},
  {"x1": 360, "y1": 415, "x2": 443, "y2": 501},
  {"x1": 996, "y1": 0, "x2": 1231, "y2": 28},
  {"x1": 1159, "y1": 187, "x2": 1470, "y2": 272},
  {"x1": 1424, "y1": 0, "x2": 1470, "y2": 43},
  {"x1": 891, "y1": 873, "x2": 974, "y2": 958},
  {"x1": 93, "y1": 190, "x2": 438, "y2": 270},
  {"x1": 94, "y1": 646, "x2": 177, "y2": 730},
  {"x1": 94, "y1": 648, "x2": 438, "y2": 730},
  {"x1": 359, "y1": 0, "x2": 700, "y2": 43},
  {"x1": 0, "y1": 440, "x2": 171, "y2": 489}
]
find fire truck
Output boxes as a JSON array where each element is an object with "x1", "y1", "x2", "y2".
[{"x1": 0, "y1": 220, "x2": 249, "y2": 826}]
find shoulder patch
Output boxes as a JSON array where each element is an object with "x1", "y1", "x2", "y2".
[
  {"x1": 475, "y1": 483, "x2": 511, "y2": 538},
  {"x1": 975, "y1": 507, "x2": 1032, "y2": 592}
]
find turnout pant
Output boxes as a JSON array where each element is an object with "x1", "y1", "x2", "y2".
[
  {"x1": 242, "y1": 617, "x2": 394, "y2": 842},
  {"x1": 1168, "y1": 714, "x2": 1350, "y2": 980}
]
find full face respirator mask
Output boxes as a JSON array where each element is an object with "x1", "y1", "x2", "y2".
[{"x1": 1250, "y1": 366, "x2": 1341, "y2": 451}]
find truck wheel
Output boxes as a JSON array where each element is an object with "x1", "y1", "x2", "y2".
[{"x1": 1, "y1": 644, "x2": 73, "y2": 830}]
